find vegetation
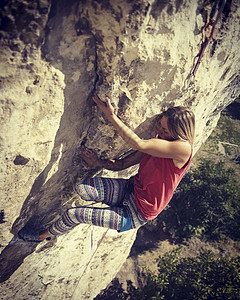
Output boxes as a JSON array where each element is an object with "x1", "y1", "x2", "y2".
[
  {"x1": 162, "y1": 159, "x2": 240, "y2": 240},
  {"x1": 127, "y1": 248, "x2": 240, "y2": 300}
]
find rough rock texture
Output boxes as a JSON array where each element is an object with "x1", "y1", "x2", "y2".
[{"x1": 0, "y1": 0, "x2": 239, "y2": 299}]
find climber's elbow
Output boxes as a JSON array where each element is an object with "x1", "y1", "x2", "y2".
[{"x1": 131, "y1": 139, "x2": 146, "y2": 151}]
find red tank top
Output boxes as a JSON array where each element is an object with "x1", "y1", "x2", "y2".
[{"x1": 134, "y1": 151, "x2": 192, "y2": 220}]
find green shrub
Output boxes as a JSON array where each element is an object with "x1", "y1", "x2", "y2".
[
  {"x1": 163, "y1": 159, "x2": 240, "y2": 240},
  {"x1": 128, "y1": 248, "x2": 240, "y2": 300}
]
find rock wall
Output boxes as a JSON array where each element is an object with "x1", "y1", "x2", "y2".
[{"x1": 0, "y1": 0, "x2": 239, "y2": 299}]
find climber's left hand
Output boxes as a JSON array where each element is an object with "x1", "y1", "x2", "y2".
[
  {"x1": 81, "y1": 145, "x2": 103, "y2": 168},
  {"x1": 93, "y1": 93, "x2": 115, "y2": 119}
]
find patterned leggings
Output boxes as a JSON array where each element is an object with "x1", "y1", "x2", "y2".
[{"x1": 48, "y1": 177, "x2": 147, "y2": 235}]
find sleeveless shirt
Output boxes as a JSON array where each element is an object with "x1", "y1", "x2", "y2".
[{"x1": 134, "y1": 151, "x2": 192, "y2": 220}]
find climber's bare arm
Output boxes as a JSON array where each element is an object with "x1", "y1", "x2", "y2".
[
  {"x1": 93, "y1": 93, "x2": 191, "y2": 164},
  {"x1": 81, "y1": 146, "x2": 143, "y2": 171}
]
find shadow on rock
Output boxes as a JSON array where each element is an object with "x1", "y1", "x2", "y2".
[{"x1": 0, "y1": 236, "x2": 37, "y2": 283}]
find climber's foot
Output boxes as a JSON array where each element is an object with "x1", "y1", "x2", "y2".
[
  {"x1": 39, "y1": 229, "x2": 54, "y2": 241},
  {"x1": 18, "y1": 227, "x2": 53, "y2": 242}
]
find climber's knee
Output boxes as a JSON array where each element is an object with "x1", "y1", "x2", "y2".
[
  {"x1": 66, "y1": 207, "x2": 74, "y2": 216},
  {"x1": 73, "y1": 178, "x2": 94, "y2": 201},
  {"x1": 63, "y1": 208, "x2": 79, "y2": 226},
  {"x1": 73, "y1": 183, "x2": 83, "y2": 198}
]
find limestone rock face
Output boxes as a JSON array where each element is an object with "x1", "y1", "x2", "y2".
[{"x1": 0, "y1": 0, "x2": 239, "y2": 299}]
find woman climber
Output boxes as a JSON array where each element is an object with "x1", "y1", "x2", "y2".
[{"x1": 18, "y1": 93, "x2": 195, "y2": 242}]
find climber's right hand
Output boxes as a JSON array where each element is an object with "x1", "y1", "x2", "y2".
[
  {"x1": 81, "y1": 146, "x2": 103, "y2": 168},
  {"x1": 93, "y1": 92, "x2": 115, "y2": 119}
]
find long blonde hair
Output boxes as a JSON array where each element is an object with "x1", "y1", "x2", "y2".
[{"x1": 156, "y1": 106, "x2": 195, "y2": 144}]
